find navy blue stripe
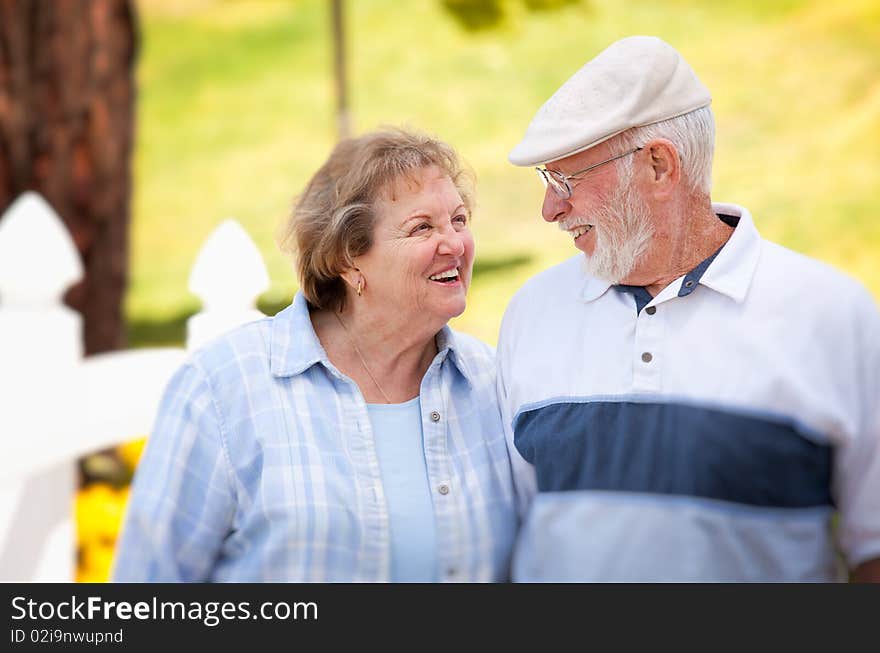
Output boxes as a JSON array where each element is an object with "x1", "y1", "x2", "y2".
[{"x1": 514, "y1": 401, "x2": 833, "y2": 508}]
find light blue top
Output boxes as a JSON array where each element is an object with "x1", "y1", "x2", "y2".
[
  {"x1": 367, "y1": 398, "x2": 438, "y2": 582},
  {"x1": 112, "y1": 292, "x2": 517, "y2": 582}
]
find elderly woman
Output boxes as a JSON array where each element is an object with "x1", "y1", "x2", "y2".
[{"x1": 113, "y1": 129, "x2": 517, "y2": 582}]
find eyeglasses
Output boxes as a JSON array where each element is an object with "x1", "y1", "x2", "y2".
[{"x1": 535, "y1": 147, "x2": 643, "y2": 199}]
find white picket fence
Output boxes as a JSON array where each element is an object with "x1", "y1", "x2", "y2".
[{"x1": 0, "y1": 192, "x2": 273, "y2": 582}]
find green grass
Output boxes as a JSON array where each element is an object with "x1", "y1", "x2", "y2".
[{"x1": 128, "y1": 0, "x2": 880, "y2": 346}]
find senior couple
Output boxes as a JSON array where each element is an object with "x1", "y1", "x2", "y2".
[{"x1": 114, "y1": 37, "x2": 880, "y2": 583}]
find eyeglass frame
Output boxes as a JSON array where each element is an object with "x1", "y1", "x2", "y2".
[{"x1": 535, "y1": 146, "x2": 643, "y2": 199}]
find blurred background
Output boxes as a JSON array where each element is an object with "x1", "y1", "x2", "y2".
[{"x1": 1, "y1": 0, "x2": 878, "y2": 581}]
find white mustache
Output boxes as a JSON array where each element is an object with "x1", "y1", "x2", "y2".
[{"x1": 557, "y1": 216, "x2": 593, "y2": 233}]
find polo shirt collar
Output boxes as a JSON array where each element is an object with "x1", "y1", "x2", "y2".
[
  {"x1": 580, "y1": 268, "x2": 613, "y2": 303},
  {"x1": 699, "y1": 202, "x2": 762, "y2": 303},
  {"x1": 270, "y1": 291, "x2": 478, "y2": 386}
]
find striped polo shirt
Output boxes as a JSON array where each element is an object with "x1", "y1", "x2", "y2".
[{"x1": 497, "y1": 203, "x2": 880, "y2": 581}]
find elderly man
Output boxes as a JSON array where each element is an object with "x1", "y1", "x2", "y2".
[{"x1": 498, "y1": 35, "x2": 880, "y2": 582}]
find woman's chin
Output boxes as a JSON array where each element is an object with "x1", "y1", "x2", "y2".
[
  {"x1": 445, "y1": 299, "x2": 468, "y2": 322},
  {"x1": 427, "y1": 298, "x2": 467, "y2": 327}
]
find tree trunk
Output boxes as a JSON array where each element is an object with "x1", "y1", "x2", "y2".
[
  {"x1": 330, "y1": 0, "x2": 350, "y2": 140},
  {"x1": 0, "y1": 0, "x2": 137, "y2": 354}
]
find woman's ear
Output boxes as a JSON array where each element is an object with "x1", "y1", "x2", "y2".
[{"x1": 340, "y1": 266, "x2": 364, "y2": 296}]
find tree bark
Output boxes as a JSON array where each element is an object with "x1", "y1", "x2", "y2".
[{"x1": 0, "y1": 0, "x2": 137, "y2": 354}]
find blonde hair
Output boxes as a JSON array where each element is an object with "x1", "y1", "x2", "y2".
[{"x1": 278, "y1": 127, "x2": 474, "y2": 311}]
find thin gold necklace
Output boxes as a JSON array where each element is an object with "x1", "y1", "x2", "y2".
[{"x1": 334, "y1": 311, "x2": 392, "y2": 403}]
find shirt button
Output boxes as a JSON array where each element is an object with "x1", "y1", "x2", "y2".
[
  {"x1": 430, "y1": 410, "x2": 441, "y2": 422},
  {"x1": 437, "y1": 484, "x2": 450, "y2": 495},
  {"x1": 641, "y1": 352, "x2": 653, "y2": 363},
  {"x1": 446, "y1": 568, "x2": 457, "y2": 578},
  {"x1": 645, "y1": 306, "x2": 656, "y2": 315}
]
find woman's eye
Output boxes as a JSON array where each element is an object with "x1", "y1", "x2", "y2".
[
  {"x1": 411, "y1": 223, "x2": 431, "y2": 235},
  {"x1": 453, "y1": 214, "x2": 468, "y2": 227}
]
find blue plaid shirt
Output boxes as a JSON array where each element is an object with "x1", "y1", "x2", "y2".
[{"x1": 113, "y1": 293, "x2": 517, "y2": 582}]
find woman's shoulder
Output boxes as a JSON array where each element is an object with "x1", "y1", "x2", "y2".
[
  {"x1": 446, "y1": 328, "x2": 494, "y2": 358},
  {"x1": 444, "y1": 327, "x2": 497, "y2": 387},
  {"x1": 184, "y1": 317, "x2": 274, "y2": 380}
]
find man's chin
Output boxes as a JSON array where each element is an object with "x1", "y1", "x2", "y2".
[{"x1": 583, "y1": 252, "x2": 628, "y2": 285}]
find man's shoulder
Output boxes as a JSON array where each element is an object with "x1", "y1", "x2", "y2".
[
  {"x1": 506, "y1": 254, "x2": 585, "y2": 313},
  {"x1": 758, "y1": 239, "x2": 876, "y2": 311}
]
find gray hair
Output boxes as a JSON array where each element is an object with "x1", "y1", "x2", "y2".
[{"x1": 613, "y1": 106, "x2": 715, "y2": 195}]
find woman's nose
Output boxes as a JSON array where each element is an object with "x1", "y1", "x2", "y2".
[{"x1": 438, "y1": 227, "x2": 466, "y2": 257}]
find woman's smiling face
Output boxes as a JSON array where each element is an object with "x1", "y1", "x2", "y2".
[{"x1": 355, "y1": 165, "x2": 475, "y2": 329}]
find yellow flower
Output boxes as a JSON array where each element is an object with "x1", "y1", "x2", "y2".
[
  {"x1": 78, "y1": 542, "x2": 117, "y2": 583},
  {"x1": 76, "y1": 565, "x2": 108, "y2": 584},
  {"x1": 75, "y1": 483, "x2": 129, "y2": 547},
  {"x1": 117, "y1": 436, "x2": 148, "y2": 473},
  {"x1": 76, "y1": 482, "x2": 134, "y2": 583}
]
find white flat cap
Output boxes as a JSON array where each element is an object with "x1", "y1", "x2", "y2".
[{"x1": 509, "y1": 36, "x2": 711, "y2": 166}]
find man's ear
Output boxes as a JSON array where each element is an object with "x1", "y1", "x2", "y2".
[{"x1": 643, "y1": 138, "x2": 681, "y2": 200}]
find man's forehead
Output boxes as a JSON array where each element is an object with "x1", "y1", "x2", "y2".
[{"x1": 546, "y1": 142, "x2": 612, "y2": 172}]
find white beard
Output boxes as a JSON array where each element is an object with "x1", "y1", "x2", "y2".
[{"x1": 581, "y1": 173, "x2": 654, "y2": 284}]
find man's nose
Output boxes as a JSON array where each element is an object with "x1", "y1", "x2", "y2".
[{"x1": 541, "y1": 187, "x2": 570, "y2": 223}]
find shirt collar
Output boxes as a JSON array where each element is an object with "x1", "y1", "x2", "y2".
[
  {"x1": 270, "y1": 291, "x2": 478, "y2": 386},
  {"x1": 698, "y1": 202, "x2": 762, "y2": 303},
  {"x1": 579, "y1": 202, "x2": 761, "y2": 305},
  {"x1": 434, "y1": 325, "x2": 479, "y2": 388},
  {"x1": 580, "y1": 265, "x2": 613, "y2": 303},
  {"x1": 270, "y1": 292, "x2": 327, "y2": 377}
]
